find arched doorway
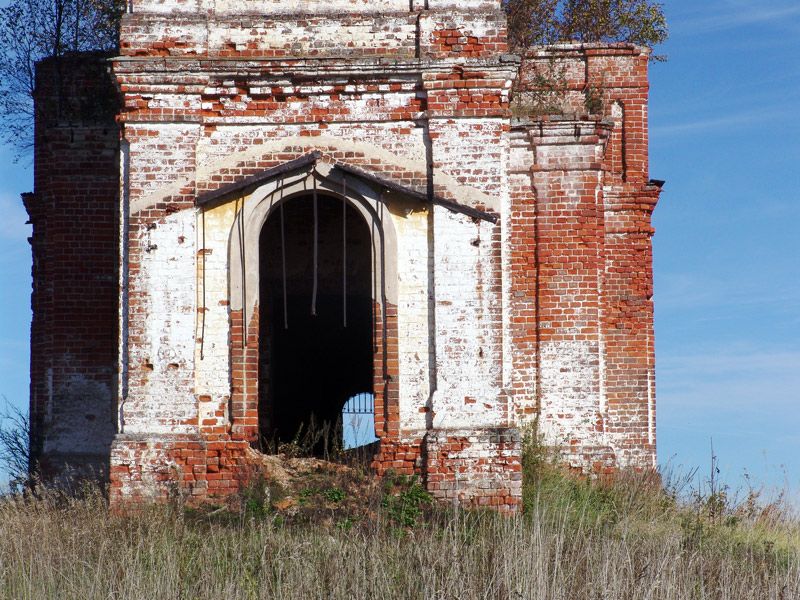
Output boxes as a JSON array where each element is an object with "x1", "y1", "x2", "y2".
[{"x1": 258, "y1": 193, "x2": 374, "y2": 453}]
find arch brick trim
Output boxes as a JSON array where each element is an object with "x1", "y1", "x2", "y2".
[{"x1": 196, "y1": 151, "x2": 498, "y2": 223}]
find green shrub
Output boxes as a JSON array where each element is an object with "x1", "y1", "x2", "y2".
[{"x1": 381, "y1": 474, "x2": 433, "y2": 527}]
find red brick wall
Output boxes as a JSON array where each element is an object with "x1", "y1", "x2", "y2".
[
  {"x1": 25, "y1": 54, "x2": 121, "y2": 479},
  {"x1": 425, "y1": 429, "x2": 522, "y2": 512},
  {"x1": 513, "y1": 44, "x2": 660, "y2": 469},
  {"x1": 28, "y1": 18, "x2": 660, "y2": 510}
]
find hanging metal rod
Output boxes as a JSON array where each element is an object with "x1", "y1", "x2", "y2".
[{"x1": 195, "y1": 150, "x2": 498, "y2": 225}]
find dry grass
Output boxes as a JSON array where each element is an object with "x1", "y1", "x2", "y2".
[{"x1": 0, "y1": 447, "x2": 798, "y2": 599}]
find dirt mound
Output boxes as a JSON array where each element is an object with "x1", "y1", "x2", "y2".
[
  {"x1": 223, "y1": 449, "x2": 385, "y2": 526},
  {"x1": 194, "y1": 449, "x2": 431, "y2": 529},
  {"x1": 243, "y1": 448, "x2": 360, "y2": 490}
]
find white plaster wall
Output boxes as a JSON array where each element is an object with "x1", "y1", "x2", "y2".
[
  {"x1": 127, "y1": 124, "x2": 202, "y2": 214},
  {"x1": 430, "y1": 119, "x2": 508, "y2": 197},
  {"x1": 196, "y1": 124, "x2": 426, "y2": 178},
  {"x1": 124, "y1": 123, "x2": 201, "y2": 435},
  {"x1": 195, "y1": 201, "x2": 239, "y2": 428},
  {"x1": 126, "y1": 210, "x2": 199, "y2": 434},
  {"x1": 208, "y1": 15, "x2": 417, "y2": 56},
  {"x1": 392, "y1": 203, "x2": 432, "y2": 433},
  {"x1": 537, "y1": 341, "x2": 602, "y2": 449},
  {"x1": 430, "y1": 209, "x2": 504, "y2": 428}
]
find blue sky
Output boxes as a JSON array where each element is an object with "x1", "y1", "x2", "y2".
[
  {"x1": 650, "y1": 0, "x2": 800, "y2": 499},
  {"x1": 1, "y1": 0, "x2": 798, "y2": 498}
]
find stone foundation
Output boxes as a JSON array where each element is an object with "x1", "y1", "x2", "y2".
[
  {"x1": 425, "y1": 428, "x2": 522, "y2": 513},
  {"x1": 109, "y1": 436, "x2": 251, "y2": 503},
  {"x1": 109, "y1": 431, "x2": 523, "y2": 511}
]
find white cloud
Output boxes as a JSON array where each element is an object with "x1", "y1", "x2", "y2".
[
  {"x1": 651, "y1": 107, "x2": 795, "y2": 137},
  {"x1": 657, "y1": 342, "x2": 800, "y2": 418},
  {"x1": 655, "y1": 272, "x2": 800, "y2": 315},
  {"x1": 660, "y1": 348, "x2": 800, "y2": 376},
  {"x1": 673, "y1": 2, "x2": 800, "y2": 36}
]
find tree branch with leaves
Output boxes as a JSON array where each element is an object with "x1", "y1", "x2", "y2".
[
  {"x1": 504, "y1": 0, "x2": 668, "y2": 53},
  {"x1": 0, "y1": 0, "x2": 123, "y2": 154}
]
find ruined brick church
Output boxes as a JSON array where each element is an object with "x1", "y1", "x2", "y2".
[{"x1": 25, "y1": 0, "x2": 661, "y2": 511}]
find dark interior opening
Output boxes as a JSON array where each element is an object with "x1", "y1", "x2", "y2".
[{"x1": 259, "y1": 193, "x2": 374, "y2": 454}]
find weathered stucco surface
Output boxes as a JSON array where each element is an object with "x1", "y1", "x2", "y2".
[{"x1": 26, "y1": 0, "x2": 660, "y2": 512}]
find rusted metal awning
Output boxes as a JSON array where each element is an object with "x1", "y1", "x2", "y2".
[
  {"x1": 333, "y1": 162, "x2": 498, "y2": 224},
  {"x1": 195, "y1": 151, "x2": 498, "y2": 224},
  {"x1": 196, "y1": 152, "x2": 322, "y2": 207}
]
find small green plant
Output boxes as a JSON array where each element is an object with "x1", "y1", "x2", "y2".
[
  {"x1": 277, "y1": 415, "x2": 344, "y2": 461},
  {"x1": 512, "y1": 55, "x2": 569, "y2": 118},
  {"x1": 381, "y1": 474, "x2": 433, "y2": 527},
  {"x1": 584, "y1": 86, "x2": 603, "y2": 114},
  {"x1": 336, "y1": 516, "x2": 356, "y2": 531},
  {"x1": 298, "y1": 487, "x2": 318, "y2": 505},
  {"x1": 322, "y1": 487, "x2": 346, "y2": 504},
  {"x1": 239, "y1": 475, "x2": 286, "y2": 519}
]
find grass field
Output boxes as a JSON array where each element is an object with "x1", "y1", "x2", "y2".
[{"x1": 0, "y1": 441, "x2": 798, "y2": 599}]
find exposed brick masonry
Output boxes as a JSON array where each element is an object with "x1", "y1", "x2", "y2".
[
  {"x1": 27, "y1": 1, "x2": 661, "y2": 514},
  {"x1": 25, "y1": 55, "x2": 121, "y2": 480}
]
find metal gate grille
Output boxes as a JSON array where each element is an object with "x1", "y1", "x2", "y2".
[{"x1": 342, "y1": 392, "x2": 374, "y2": 415}]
